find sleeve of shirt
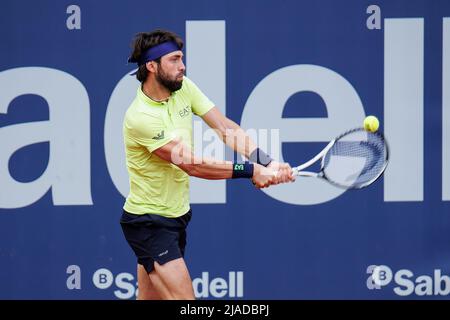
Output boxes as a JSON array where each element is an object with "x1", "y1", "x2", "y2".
[
  {"x1": 126, "y1": 113, "x2": 174, "y2": 153},
  {"x1": 184, "y1": 77, "x2": 215, "y2": 116}
]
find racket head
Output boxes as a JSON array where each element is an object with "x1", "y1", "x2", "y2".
[{"x1": 319, "y1": 128, "x2": 389, "y2": 189}]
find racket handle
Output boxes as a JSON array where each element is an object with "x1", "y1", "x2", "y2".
[{"x1": 291, "y1": 168, "x2": 319, "y2": 177}]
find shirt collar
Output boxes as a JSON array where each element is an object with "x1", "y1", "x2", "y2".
[{"x1": 137, "y1": 85, "x2": 174, "y2": 106}]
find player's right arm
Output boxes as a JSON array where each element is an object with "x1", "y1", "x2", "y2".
[
  {"x1": 125, "y1": 109, "x2": 276, "y2": 187},
  {"x1": 152, "y1": 138, "x2": 276, "y2": 188}
]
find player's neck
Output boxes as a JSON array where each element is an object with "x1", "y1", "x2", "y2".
[{"x1": 142, "y1": 79, "x2": 171, "y2": 103}]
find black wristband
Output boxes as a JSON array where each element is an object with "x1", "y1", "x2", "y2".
[
  {"x1": 249, "y1": 148, "x2": 273, "y2": 167},
  {"x1": 232, "y1": 162, "x2": 254, "y2": 179}
]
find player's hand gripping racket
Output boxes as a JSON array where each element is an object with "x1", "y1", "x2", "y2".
[{"x1": 291, "y1": 128, "x2": 389, "y2": 189}]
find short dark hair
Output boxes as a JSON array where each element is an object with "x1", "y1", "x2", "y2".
[{"x1": 129, "y1": 29, "x2": 184, "y2": 82}]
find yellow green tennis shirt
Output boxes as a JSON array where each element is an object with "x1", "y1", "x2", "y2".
[{"x1": 123, "y1": 76, "x2": 214, "y2": 218}]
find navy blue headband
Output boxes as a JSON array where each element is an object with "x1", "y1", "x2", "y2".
[{"x1": 128, "y1": 41, "x2": 180, "y2": 66}]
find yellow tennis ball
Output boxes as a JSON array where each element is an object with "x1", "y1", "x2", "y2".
[{"x1": 364, "y1": 115, "x2": 379, "y2": 132}]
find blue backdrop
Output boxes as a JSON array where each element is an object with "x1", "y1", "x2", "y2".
[{"x1": 1, "y1": 0, "x2": 450, "y2": 299}]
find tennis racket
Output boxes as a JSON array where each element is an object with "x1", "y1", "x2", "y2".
[{"x1": 291, "y1": 128, "x2": 389, "y2": 189}]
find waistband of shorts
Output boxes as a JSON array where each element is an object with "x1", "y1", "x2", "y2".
[{"x1": 122, "y1": 209, "x2": 192, "y2": 227}]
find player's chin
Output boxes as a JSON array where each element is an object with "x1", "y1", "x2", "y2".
[{"x1": 175, "y1": 79, "x2": 183, "y2": 88}]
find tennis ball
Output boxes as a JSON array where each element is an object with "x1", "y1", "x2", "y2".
[{"x1": 364, "y1": 115, "x2": 379, "y2": 132}]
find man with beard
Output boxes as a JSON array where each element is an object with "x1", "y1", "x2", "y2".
[{"x1": 120, "y1": 29, "x2": 295, "y2": 300}]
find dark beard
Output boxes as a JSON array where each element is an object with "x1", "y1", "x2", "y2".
[{"x1": 156, "y1": 68, "x2": 183, "y2": 92}]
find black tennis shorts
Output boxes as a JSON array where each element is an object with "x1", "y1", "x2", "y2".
[{"x1": 119, "y1": 209, "x2": 192, "y2": 274}]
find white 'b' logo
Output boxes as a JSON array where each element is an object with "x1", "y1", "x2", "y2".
[{"x1": 372, "y1": 265, "x2": 393, "y2": 286}]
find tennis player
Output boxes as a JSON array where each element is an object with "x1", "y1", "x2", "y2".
[{"x1": 120, "y1": 29, "x2": 295, "y2": 300}]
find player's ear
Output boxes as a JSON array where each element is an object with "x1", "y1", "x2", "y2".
[{"x1": 146, "y1": 61, "x2": 156, "y2": 73}]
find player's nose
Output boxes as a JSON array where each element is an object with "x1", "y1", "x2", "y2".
[{"x1": 179, "y1": 61, "x2": 186, "y2": 72}]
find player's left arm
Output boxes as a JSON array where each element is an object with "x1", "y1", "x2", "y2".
[{"x1": 201, "y1": 107, "x2": 294, "y2": 183}]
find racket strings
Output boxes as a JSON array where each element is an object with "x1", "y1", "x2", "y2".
[{"x1": 322, "y1": 130, "x2": 387, "y2": 188}]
